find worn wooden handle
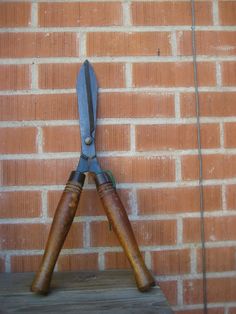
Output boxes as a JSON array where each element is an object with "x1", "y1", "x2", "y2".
[
  {"x1": 31, "y1": 171, "x2": 85, "y2": 295},
  {"x1": 95, "y1": 172, "x2": 156, "y2": 292}
]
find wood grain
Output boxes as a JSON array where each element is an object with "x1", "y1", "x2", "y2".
[{"x1": 0, "y1": 271, "x2": 173, "y2": 314}]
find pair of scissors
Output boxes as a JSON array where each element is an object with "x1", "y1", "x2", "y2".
[{"x1": 31, "y1": 60, "x2": 155, "y2": 294}]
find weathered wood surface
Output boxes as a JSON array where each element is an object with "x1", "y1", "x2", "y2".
[{"x1": 0, "y1": 270, "x2": 173, "y2": 314}]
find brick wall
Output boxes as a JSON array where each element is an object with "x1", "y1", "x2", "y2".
[{"x1": 0, "y1": 1, "x2": 236, "y2": 313}]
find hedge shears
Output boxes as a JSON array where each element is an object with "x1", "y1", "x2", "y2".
[{"x1": 31, "y1": 60, "x2": 155, "y2": 294}]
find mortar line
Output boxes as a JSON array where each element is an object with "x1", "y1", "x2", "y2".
[
  {"x1": 125, "y1": 62, "x2": 133, "y2": 88},
  {"x1": 130, "y1": 187, "x2": 138, "y2": 216},
  {"x1": 2, "y1": 147, "x2": 236, "y2": 161},
  {"x1": 98, "y1": 252, "x2": 105, "y2": 270},
  {"x1": 175, "y1": 156, "x2": 182, "y2": 182},
  {"x1": 216, "y1": 62, "x2": 222, "y2": 87},
  {"x1": 219, "y1": 122, "x2": 224, "y2": 149},
  {"x1": 177, "y1": 278, "x2": 184, "y2": 307},
  {"x1": 1, "y1": 56, "x2": 236, "y2": 64},
  {"x1": 5, "y1": 255, "x2": 11, "y2": 273},
  {"x1": 3, "y1": 116, "x2": 236, "y2": 127},
  {"x1": 175, "y1": 92, "x2": 181, "y2": 119},
  {"x1": 213, "y1": 0, "x2": 219, "y2": 26},
  {"x1": 2, "y1": 179, "x2": 236, "y2": 192},
  {"x1": 122, "y1": 1, "x2": 131, "y2": 26},
  {"x1": 78, "y1": 32, "x2": 86, "y2": 58},
  {"x1": 36, "y1": 126, "x2": 43, "y2": 153},
  {"x1": 1, "y1": 26, "x2": 236, "y2": 32},
  {"x1": 145, "y1": 251, "x2": 152, "y2": 269},
  {"x1": 1, "y1": 86, "x2": 236, "y2": 96},
  {"x1": 177, "y1": 216, "x2": 183, "y2": 245},
  {"x1": 171, "y1": 31, "x2": 177, "y2": 56},
  {"x1": 221, "y1": 184, "x2": 227, "y2": 212},
  {"x1": 130, "y1": 124, "x2": 136, "y2": 152},
  {"x1": 190, "y1": 247, "x2": 197, "y2": 274},
  {"x1": 31, "y1": 62, "x2": 38, "y2": 90},
  {"x1": 2, "y1": 242, "x2": 236, "y2": 258},
  {"x1": 1, "y1": 210, "x2": 236, "y2": 225},
  {"x1": 84, "y1": 222, "x2": 90, "y2": 248},
  {"x1": 41, "y1": 190, "x2": 48, "y2": 221},
  {"x1": 31, "y1": 2, "x2": 38, "y2": 27}
]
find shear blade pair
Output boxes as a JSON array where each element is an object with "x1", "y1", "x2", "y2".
[{"x1": 31, "y1": 61, "x2": 155, "y2": 295}]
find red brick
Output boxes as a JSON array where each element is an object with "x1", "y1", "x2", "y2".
[
  {"x1": 133, "y1": 62, "x2": 216, "y2": 87},
  {"x1": 130, "y1": 220, "x2": 177, "y2": 246},
  {"x1": 99, "y1": 92, "x2": 175, "y2": 118},
  {"x1": 38, "y1": 63, "x2": 125, "y2": 89},
  {"x1": 222, "y1": 62, "x2": 236, "y2": 86},
  {"x1": 226, "y1": 184, "x2": 236, "y2": 210},
  {"x1": 182, "y1": 154, "x2": 236, "y2": 180},
  {"x1": 1, "y1": 159, "x2": 77, "y2": 186},
  {"x1": 152, "y1": 249, "x2": 190, "y2": 275},
  {"x1": 48, "y1": 189, "x2": 101, "y2": 217},
  {"x1": 219, "y1": 1, "x2": 236, "y2": 25},
  {"x1": 58, "y1": 253, "x2": 98, "y2": 271},
  {"x1": 180, "y1": 92, "x2": 236, "y2": 117},
  {"x1": 90, "y1": 221, "x2": 120, "y2": 247},
  {"x1": 42, "y1": 126, "x2": 81, "y2": 153},
  {"x1": 184, "y1": 278, "x2": 236, "y2": 304},
  {"x1": 177, "y1": 31, "x2": 236, "y2": 56},
  {"x1": 197, "y1": 246, "x2": 236, "y2": 273},
  {"x1": 104, "y1": 252, "x2": 131, "y2": 269},
  {"x1": 39, "y1": 2, "x2": 122, "y2": 27},
  {"x1": 183, "y1": 216, "x2": 236, "y2": 243},
  {"x1": 99, "y1": 156, "x2": 175, "y2": 183},
  {"x1": 91, "y1": 220, "x2": 177, "y2": 247},
  {"x1": 0, "y1": 3, "x2": 31, "y2": 27},
  {"x1": 136, "y1": 124, "x2": 220, "y2": 151},
  {"x1": 0, "y1": 92, "x2": 174, "y2": 121},
  {"x1": 87, "y1": 32, "x2": 171, "y2": 57},
  {"x1": 132, "y1": 1, "x2": 212, "y2": 26},
  {"x1": 12, "y1": 222, "x2": 83, "y2": 250},
  {"x1": 62, "y1": 222, "x2": 84, "y2": 249},
  {"x1": 224, "y1": 123, "x2": 236, "y2": 148},
  {"x1": 0, "y1": 33, "x2": 77, "y2": 58},
  {"x1": 159, "y1": 281, "x2": 178, "y2": 306},
  {"x1": 42, "y1": 125, "x2": 130, "y2": 153},
  {"x1": 48, "y1": 188, "x2": 132, "y2": 217},
  {"x1": 0, "y1": 94, "x2": 78, "y2": 121},
  {"x1": 137, "y1": 185, "x2": 222, "y2": 215},
  {"x1": 0, "y1": 257, "x2": 5, "y2": 272},
  {"x1": 0, "y1": 65, "x2": 30, "y2": 90},
  {"x1": 0, "y1": 224, "x2": 48, "y2": 250},
  {"x1": 0, "y1": 191, "x2": 41, "y2": 218},
  {"x1": 229, "y1": 309, "x2": 236, "y2": 314},
  {"x1": 0, "y1": 127, "x2": 37, "y2": 154},
  {"x1": 1, "y1": 156, "x2": 174, "y2": 186},
  {"x1": 11, "y1": 255, "x2": 42, "y2": 272}
]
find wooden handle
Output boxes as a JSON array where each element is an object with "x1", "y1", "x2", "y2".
[
  {"x1": 31, "y1": 171, "x2": 85, "y2": 295},
  {"x1": 95, "y1": 172, "x2": 156, "y2": 292}
]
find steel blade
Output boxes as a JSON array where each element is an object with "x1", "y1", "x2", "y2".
[{"x1": 77, "y1": 60, "x2": 98, "y2": 158}]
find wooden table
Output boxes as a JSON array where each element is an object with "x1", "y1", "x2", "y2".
[{"x1": 0, "y1": 270, "x2": 173, "y2": 314}]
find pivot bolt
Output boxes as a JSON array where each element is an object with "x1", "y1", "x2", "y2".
[{"x1": 84, "y1": 136, "x2": 93, "y2": 145}]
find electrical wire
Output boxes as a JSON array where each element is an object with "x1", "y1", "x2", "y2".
[{"x1": 190, "y1": 0, "x2": 208, "y2": 313}]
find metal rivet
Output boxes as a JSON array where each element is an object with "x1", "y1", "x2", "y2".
[{"x1": 84, "y1": 136, "x2": 93, "y2": 145}]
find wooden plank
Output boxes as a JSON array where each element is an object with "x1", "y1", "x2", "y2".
[{"x1": 0, "y1": 271, "x2": 174, "y2": 314}]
